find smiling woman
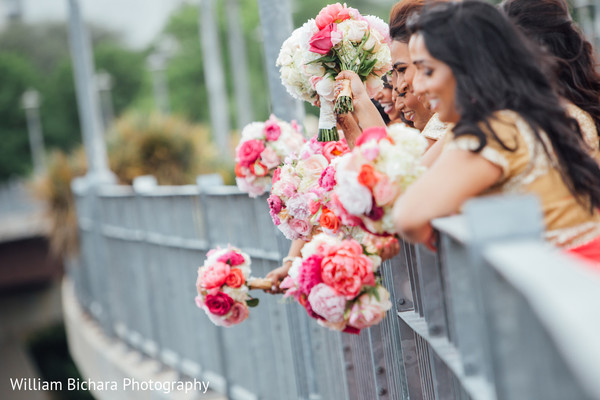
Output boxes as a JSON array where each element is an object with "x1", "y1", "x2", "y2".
[{"x1": 391, "y1": 0, "x2": 600, "y2": 265}]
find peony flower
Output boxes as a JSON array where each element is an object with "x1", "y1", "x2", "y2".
[
  {"x1": 347, "y1": 286, "x2": 391, "y2": 329},
  {"x1": 225, "y1": 268, "x2": 245, "y2": 288},
  {"x1": 319, "y1": 166, "x2": 336, "y2": 191},
  {"x1": 321, "y1": 240, "x2": 375, "y2": 299},
  {"x1": 200, "y1": 262, "x2": 231, "y2": 289},
  {"x1": 308, "y1": 283, "x2": 347, "y2": 323},
  {"x1": 237, "y1": 139, "x2": 265, "y2": 167},
  {"x1": 315, "y1": 3, "x2": 353, "y2": 30},
  {"x1": 272, "y1": 167, "x2": 282, "y2": 184},
  {"x1": 298, "y1": 254, "x2": 324, "y2": 295},
  {"x1": 314, "y1": 75, "x2": 337, "y2": 102},
  {"x1": 268, "y1": 194, "x2": 283, "y2": 215},
  {"x1": 235, "y1": 177, "x2": 266, "y2": 198},
  {"x1": 287, "y1": 194, "x2": 312, "y2": 220},
  {"x1": 205, "y1": 292, "x2": 234, "y2": 316}
]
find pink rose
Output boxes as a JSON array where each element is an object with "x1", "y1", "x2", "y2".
[
  {"x1": 217, "y1": 251, "x2": 245, "y2": 267},
  {"x1": 372, "y1": 175, "x2": 399, "y2": 206},
  {"x1": 356, "y1": 127, "x2": 388, "y2": 147},
  {"x1": 347, "y1": 287, "x2": 392, "y2": 329},
  {"x1": 308, "y1": 283, "x2": 347, "y2": 323},
  {"x1": 222, "y1": 302, "x2": 249, "y2": 326},
  {"x1": 321, "y1": 240, "x2": 375, "y2": 299},
  {"x1": 260, "y1": 146, "x2": 280, "y2": 169},
  {"x1": 289, "y1": 218, "x2": 311, "y2": 237},
  {"x1": 319, "y1": 166, "x2": 336, "y2": 191},
  {"x1": 315, "y1": 3, "x2": 353, "y2": 30},
  {"x1": 310, "y1": 23, "x2": 338, "y2": 55},
  {"x1": 200, "y1": 262, "x2": 231, "y2": 289},
  {"x1": 263, "y1": 116, "x2": 282, "y2": 141},
  {"x1": 322, "y1": 140, "x2": 350, "y2": 162},
  {"x1": 297, "y1": 154, "x2": 329, "y2": 183},
  {"x1": 205, "y1": 292, "x2": 234, "y2": 316},
  {"x1": 237, "y1": 139, "x2": 265, "y2": 167}
]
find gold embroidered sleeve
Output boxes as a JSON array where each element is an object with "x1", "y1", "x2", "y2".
[{"x1": 444, "y1": 136, "x2": 510, "y2": 179}]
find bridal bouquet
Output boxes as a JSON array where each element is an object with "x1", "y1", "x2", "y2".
[
  {"x1": 280, "y1": 233, "x2": 392, "y2": 334},
  {"x1": 277, "y1": 3, "x2": 391, "y2": 142},
  {"x1": 195, "y1": 246, "x2": 271, "y2": 327},
  {"x1": 268, "y1": 136, "x2": 350, "y2": 240},
  {"x1": 333, "y1": 125, "x2": 428, "y2": 235},
  {"x1": 235, "y1": 115, "x2": 306, "y2": 198}
]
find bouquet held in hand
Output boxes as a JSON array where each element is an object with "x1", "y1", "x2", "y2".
[
  {"x1": 333, "y1": 125, "x2": 428, "y2": 235},
  {"x1": 280, "y1": 233, "x2": 392, "y2": 334},
  {"x1": 195, "y1": 246, "x2": 271, "y2": 327},
  {"x1": 235, "y1": 115, "x2": 306, "y2": 198},
  {"x1": 268, "y1": 136, "x2": 350, "y2": 240}
]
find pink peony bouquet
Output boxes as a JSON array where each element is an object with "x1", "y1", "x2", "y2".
[
  {"x1": 195, "y1": 246, "x2": 271, "y2": 327},
  {"x1": 332, "y1": 125, "x2": 428, "y2": 235},
  {"x1": 280, "y1": 233, "x2": 392, "y2": 334},
  {"x1": 235, "y1": 115, "x2": 306, "y2": 198},
  {"x1": 268, "y1": 136, "x2": 351, "y2": 240},
  {"x1": 277, "y1": 3, "x2": 391, "y2": 142}
]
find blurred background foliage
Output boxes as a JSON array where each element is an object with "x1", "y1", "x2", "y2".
[{"x1": 0, "y1": 0, "x2": 396, "y2": 184}]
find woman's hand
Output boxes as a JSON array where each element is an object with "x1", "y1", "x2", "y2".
[
  {"x1": 379, "y1": 237, "x2": 401, "y2": 261},
  {"x1": 265, "y1": 262, "x2": 292, "y2": 294},
  {"x1": 335, "y1": 71, "x2": 386, "y2": 129}
]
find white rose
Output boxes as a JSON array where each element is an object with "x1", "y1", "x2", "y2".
[{"x1": 338, "y1": 20, "x2": 369, "y2": 43}]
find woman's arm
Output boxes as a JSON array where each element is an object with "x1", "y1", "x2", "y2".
[{"x1": 393, "y1": 148, "x2": 502, "y2": 243}]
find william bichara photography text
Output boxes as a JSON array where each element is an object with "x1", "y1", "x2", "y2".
[{"x1": 9, "y1": 377, "x2": 211, "y2": 394}]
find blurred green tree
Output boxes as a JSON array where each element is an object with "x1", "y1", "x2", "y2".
[
  {"x1": 152, "y1": 1, "x2": 269, "y2": 128},
  {"x1": 0, "y1": 22, "x2": 145, "y2": 182}
]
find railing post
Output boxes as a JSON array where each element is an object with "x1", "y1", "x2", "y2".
[
  {"x1": 198, "y1": 0, "x2": 231, "y2": 156},
  {"x1": 256, "y1": 0, "x2": 305, "y2": 123},
  {"x1": 66, "y1": 0, "x2": 115, "y2": 185}
]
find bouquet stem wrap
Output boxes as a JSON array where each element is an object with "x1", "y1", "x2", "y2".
[
  {"x1": 318, "y1": 99, "x2": 339, "y2": 142},
  {"x1": 334, "y1": 79, "x2": 353, "y2": 114},
  {"x1": 247, "y1": 278, "x2": 273, "y2": 291}
]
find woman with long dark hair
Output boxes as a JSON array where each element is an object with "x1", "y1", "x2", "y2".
[
  {"x1": 501, "y1": 0, "x2": 600, "y2": 159},
  {"x1": 391, "y1": 1, "x2": 600, "y2": 263}
]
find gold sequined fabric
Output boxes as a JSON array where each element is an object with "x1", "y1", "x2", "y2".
[{"x1": 443, "y1": 110, "x2": 600, "y2": 249}]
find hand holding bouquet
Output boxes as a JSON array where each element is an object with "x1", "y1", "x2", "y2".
[
  {"x1": 195, "y1": 246, "x2": 271, "y2": 327},
  {"x1": 277, "y1": 3, "x2": 391, "y2": 142},
  {"x1": 235, "y1": 115, "x2": 306, "y2": 198},
  {"x1": 333, "y1": 125, "x2": 428, "y2": 235},
  {"x1": 280, "y1": 233, "x2": 392, "y2": 334}
]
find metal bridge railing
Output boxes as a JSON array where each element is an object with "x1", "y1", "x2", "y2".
[{"x1": 68, "y1": 178, "x2": 600, "y2": 400}]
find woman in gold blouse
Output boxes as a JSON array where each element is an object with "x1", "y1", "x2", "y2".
[{"x1": 391, "y1": 1, "x2": 600, "y2": 264}]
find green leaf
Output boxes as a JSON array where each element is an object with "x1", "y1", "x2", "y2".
[{"x1": 247, "y1": 298, "x2": 259, "y2": 308}]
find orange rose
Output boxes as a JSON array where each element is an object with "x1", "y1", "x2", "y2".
[
  {"x1": 357, "y1": 164, "x2": 379, "y2": 189},
  {"x1": 319, "y1": 208, "x2": 339, "y2": 233},
  {"x1": 225, "y1": 268, "x2": 245, "y2": 288},
  {"x1": 235, "y1": 164, "x2": 245, "y2": 177}
]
